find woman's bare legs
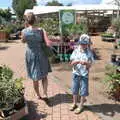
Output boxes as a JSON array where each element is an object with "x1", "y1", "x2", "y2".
[
  {"x1": 42, "y1": 76, "x2": 48, "y2": 98},
  {"x1": 33, "y1": 80, "x2": 41, "y2": 98}
]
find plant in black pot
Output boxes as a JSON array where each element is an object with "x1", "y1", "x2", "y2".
[{"x1": 0, "y1": 65, "x2": 25, "y2": 118}]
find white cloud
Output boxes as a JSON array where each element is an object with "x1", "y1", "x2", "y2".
[
  {"x1": 100, "y1": 0, "x2": 113, "y2": 4},
  {"x1": 36, "y1": 0, "x2": 101, "y2": 5}
]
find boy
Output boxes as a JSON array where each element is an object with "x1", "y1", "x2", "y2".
[{"x1": 69, "y1": 34, "x2": 94, "y2": 114}]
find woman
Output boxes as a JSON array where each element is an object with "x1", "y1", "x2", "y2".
[{"x1": 21, "y1": 12, "x2": 52, "y2": 101}]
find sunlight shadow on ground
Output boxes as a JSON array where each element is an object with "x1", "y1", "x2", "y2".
[
  {"x1": 87, "y1": 103, "x2": 120, "y2": 117},
  {"x1": 21, "y1": 100, "x2": 47, "y2": 120},
  {"x1": 0, "y1": 46, "x2": 9, "y2": 50},
  {"x1": 47, "y1": 93, "x2": 72, "y2": 107}
]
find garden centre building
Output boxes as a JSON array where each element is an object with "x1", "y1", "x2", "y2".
[{"x1": 25, "y1": 4, "x2": 120, "y2": 33}]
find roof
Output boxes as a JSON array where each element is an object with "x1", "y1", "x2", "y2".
[{"x1": 24, "y1": 4, "x2": 120, "y2": 15}]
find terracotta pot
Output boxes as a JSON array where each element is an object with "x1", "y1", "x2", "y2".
[{"x1": 0, "y1": 31, "x2": 9, "y2": 42}]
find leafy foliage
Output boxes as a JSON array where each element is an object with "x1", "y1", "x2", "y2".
[
  {"x1": 46, "y1": 0, "x2": 63, "y2": 6},
  {"x1": 38, "y1": 14, "x2": 59, "y2": 35},
  {"x1": 12, "y1": 0, "x2": 36, "y2": 20},
  {"x1": 104, "y1": 64, "x2": 120, "y2": 101},
  {"x1": 0, "y1": 8, "x2": 12, "y2": 23},
  {"x1": 112, "y1": 17, "x2": 120, "y2": 38},
  {"x1": 0, "y1": 65, "x2": 24, "y2": 109},
  {"x1": 101, "y1": 33, "x2": 114, "y2": 38},
  {"x1": 62, "y1": 15, "x2": 88, "y2": 37},
  {"x1": 68, "y1": 23, "x2": 88, "y2": 36},
  {"x1": 0, "y1": 65, "x2": 13, "y2": 82}
]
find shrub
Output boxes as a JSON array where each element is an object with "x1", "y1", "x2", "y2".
[
  {"x1": 112, "y1": 17, "x2": 120, "y2": 38},
  {"x1": 0, "y1": 65, "x2": 25, "y2": 117},
  {"x1": 104, "y1": 64, "x2": 120, "y2": 101}
]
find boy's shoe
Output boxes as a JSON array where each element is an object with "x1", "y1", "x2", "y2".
[
  {"x1": 74, "y1": 106, "x2": 84, "y2": 114},
  {"x1": 69, "y1": 104, "x2": 77, "y2": 111}
]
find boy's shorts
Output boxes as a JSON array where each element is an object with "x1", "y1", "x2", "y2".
[{"x1": 72, "y1": 73, "x2": 89, "y2": 96}]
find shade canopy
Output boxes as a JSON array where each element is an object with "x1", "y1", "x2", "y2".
[{"x1": 24, "y1": 4, "x2": 119, "y2": 15}]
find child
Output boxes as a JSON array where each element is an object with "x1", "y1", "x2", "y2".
[{"x1": 69, "y1": 34, "x2": 94, "y2": 114}]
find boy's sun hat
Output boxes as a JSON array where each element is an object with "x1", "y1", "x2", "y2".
[{"x1": 78, "y1": 34, "x2": 92, "y2": 45}]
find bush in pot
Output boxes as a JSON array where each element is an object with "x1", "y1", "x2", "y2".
[{"x1": 0, "y1": 65, "x2": 25, "y2": 118}]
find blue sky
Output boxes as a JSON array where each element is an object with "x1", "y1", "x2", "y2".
[
  {"x1": 0, "y1": 0, "x2": 111, "y2": 9},
  {"x1": 0, "y1": 0, "x2": 12, "y2": 8}
]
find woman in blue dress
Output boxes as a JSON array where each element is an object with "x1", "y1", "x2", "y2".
[{"x1": 21, "y1": 12, "x2": 52, "y2": 100}]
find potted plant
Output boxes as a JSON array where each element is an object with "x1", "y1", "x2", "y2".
[
  {"x1": 0, "y1": 65, "x2": 27, "y2": 119},
  {"x1": 104, "y1": 64, "x2": 120, "y2": 101},
  {"x1": 101, "y1": 33, "x2": 115, "y2": 42}
]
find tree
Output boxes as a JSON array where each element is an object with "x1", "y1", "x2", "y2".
[
  {"x1": 0, "y1": 8, "x2": 12, "y2": 22},
  {"x1": 12, "y1": 0, "x2": 37, "y2": 20},
  {"x1": 67, "y1": 3, "x2": 72, "y2": 6},
  {"x1": 46, "y1": 0, "x2": 63, "y2": 6},
  {"x1": 114, "y1": 0, "x2": 120, "y2": 18},
  {"x1": 112, "y1": 0, "x2": 120, "y2": 6},
  {"x1": 109, "y1": 0, "x2": 120, "y2": 18}
]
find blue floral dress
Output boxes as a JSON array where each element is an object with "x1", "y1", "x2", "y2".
[{"x1": 22, "y1": 27, "x2": 52, "y2": 80}]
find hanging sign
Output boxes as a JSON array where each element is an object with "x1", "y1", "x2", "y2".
[{"x1": 59, "y1": 10, "x2": 75, "y2": 36}]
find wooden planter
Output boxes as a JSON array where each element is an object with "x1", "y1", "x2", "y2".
[
  {"x1": 0, "y1": 103, "x2": 28, "y2": 120},
  {"x1": 0, "y1": 31, "x2": 9, "y2": 42}
]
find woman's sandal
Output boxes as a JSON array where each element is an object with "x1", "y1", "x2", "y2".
[
  {"x1": 69, "y1": 104, "x2": 78, "y2": 111},
  {"x1": 74, "y1": 106, "x2": 84, "y2": 114}
]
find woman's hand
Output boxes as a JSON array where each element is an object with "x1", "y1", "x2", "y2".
[{"x1": 21, "y1": 32, "x2": 26, "y2": 43}]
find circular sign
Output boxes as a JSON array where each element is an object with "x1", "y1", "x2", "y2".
[{"x1": 62, "y1": 12, "x2": 74, "y2": 24}]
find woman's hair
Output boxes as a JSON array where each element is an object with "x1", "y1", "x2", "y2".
[{"x1": 25, "y1": 12, "x2": 36, "y2": 25}]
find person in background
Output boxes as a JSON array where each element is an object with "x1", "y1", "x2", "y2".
[
  {"x1": 21, "y1": 12, "x2": 52, "y2": 103},
  {"x1": 69, "y1": 34, "x2": 94, "y2": 114}
]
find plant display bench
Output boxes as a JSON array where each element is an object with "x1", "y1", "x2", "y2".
[
  {"x1": 0, "y1": 103, "x2": 28, "y2": 120},
  {"x1": 51, "y1": 42, "x2": 74, "y2": 62},
  {"x1": 101, "y1": 37, "x2": 115, "y2": 42}
]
